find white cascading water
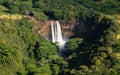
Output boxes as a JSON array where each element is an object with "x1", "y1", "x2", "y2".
[
  {"x1": 51, "y1": 21, "x2": 55, "y2": 43},
  {"x1": 51, "y1": 21, "x2": 65, "y2": 49}
]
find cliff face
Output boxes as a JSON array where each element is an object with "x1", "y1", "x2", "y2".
[
  {"x1": 33, "y1": 19, "x2": 87, "y2": 41},
  {"x1": 32, "y1": 20, "x2": 76, "y2": 40},
  {"x1": 38, "y1": 21, "x2": 51, "y2": 40},
  {"x1": 60, "y1": 20, "x2": 77, "y2": 39}
]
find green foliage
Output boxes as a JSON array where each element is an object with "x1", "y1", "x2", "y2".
[
  {"x1": 51, "y1": 64, "x2": 60, "y2": 75},
  {"x1": 0, "y1": 0, "x2": 3, "y2": 4},
  {"x1": 34, "y1": 1, "x2": 47, "y2": 11},
  {"x1": 53, "y1": 10, "x2": 63, "y2": 20},
  {"x1": 0, "y1": 17, "x2": 63, "y2": 75},
  {"x1": 75, "y1": 0, "x2": 120, "y2": 14},
  {"x1": 8, "y1": 6, "x2": 19, "y2": 13},
  {"x1": 65, "y1": 38, "x2": 83, "y2": 52},
  {"x1": 34, "y1": 65, "x2": 52, "y2": 75},
  {"x1": 32, "y1": 11, "x2": 48, "y2": 21},
  {"x1": 0, "y1": 0, "x2": 120, "y2": 75},
  {"x1": 0, "y1": 18, "x2": 24, "y2": 75},
  {"x1": 93, "y1": 0, "x2": 103, "y2": 2},
  {"x1": 19, "y1": 2, "x2": 33, "y2": 14},
  {"x1": 113, "y1": 40, "x2": 120, "y2": 52},
  {"x1": 34, "y1": 40, "x2": 57, "y2": 61},
  {"x1": 0, "y1": 5, "x2": 8, "y2": 11}
]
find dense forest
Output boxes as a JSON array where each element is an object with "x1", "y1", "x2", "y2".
[{"x1": 0, "y1": 0, "x2": 120, "y2": 75}]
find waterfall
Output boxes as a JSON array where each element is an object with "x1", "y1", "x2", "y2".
[
  {"x1": 51, "y1": 22, "x2": 55, "y2": 43},
  {"x1": 51, "y1": 21, "x2": 65, "y2": 48}
]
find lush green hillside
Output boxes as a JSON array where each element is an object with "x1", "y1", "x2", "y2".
[
  {"x1": 0, "y1": 16, "x2": 65, "y2": 75},
  {"x1": 0, "y1": 0, "x2": 120, "y2": 75},
  {"x1": 75, "y1": 0, "x2": 120, "y2": 14}
]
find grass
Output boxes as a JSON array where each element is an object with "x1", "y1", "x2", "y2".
[{"x1": 0, "y1": 14, "x2": 24, "y2": 20}]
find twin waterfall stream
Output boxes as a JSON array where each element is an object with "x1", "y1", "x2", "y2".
[{"x1": 51, "y1": 21, "x2": 66, "y2": 55}]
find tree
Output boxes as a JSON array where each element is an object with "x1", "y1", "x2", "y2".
[
  {"x1": 19, "y1": 2, "x2": 32, "y2": 14},
  {"x1": 65, "y1": 38, "x2": 83, "y2": 52},
  {"x1": 9, "y1": 6, "x2": 19, "y2": 13},
  {"x1": 53, "y1": 10, "x2": 63, "y2": 20}
]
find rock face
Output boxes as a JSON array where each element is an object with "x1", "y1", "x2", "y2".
[
  {"x1": 60, "y1": 20, "x2": 77, "y2": 39},
  {"x1": 34, "y1": 19, "x2": 86, "y2": 41},
  {"x1": 38, "y1": 21, "x2": 51, "y2": 40}
]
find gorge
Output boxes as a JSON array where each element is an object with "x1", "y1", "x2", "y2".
[{"x1": 0, "y1": 0, "x2": 120, "y2": 75}]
